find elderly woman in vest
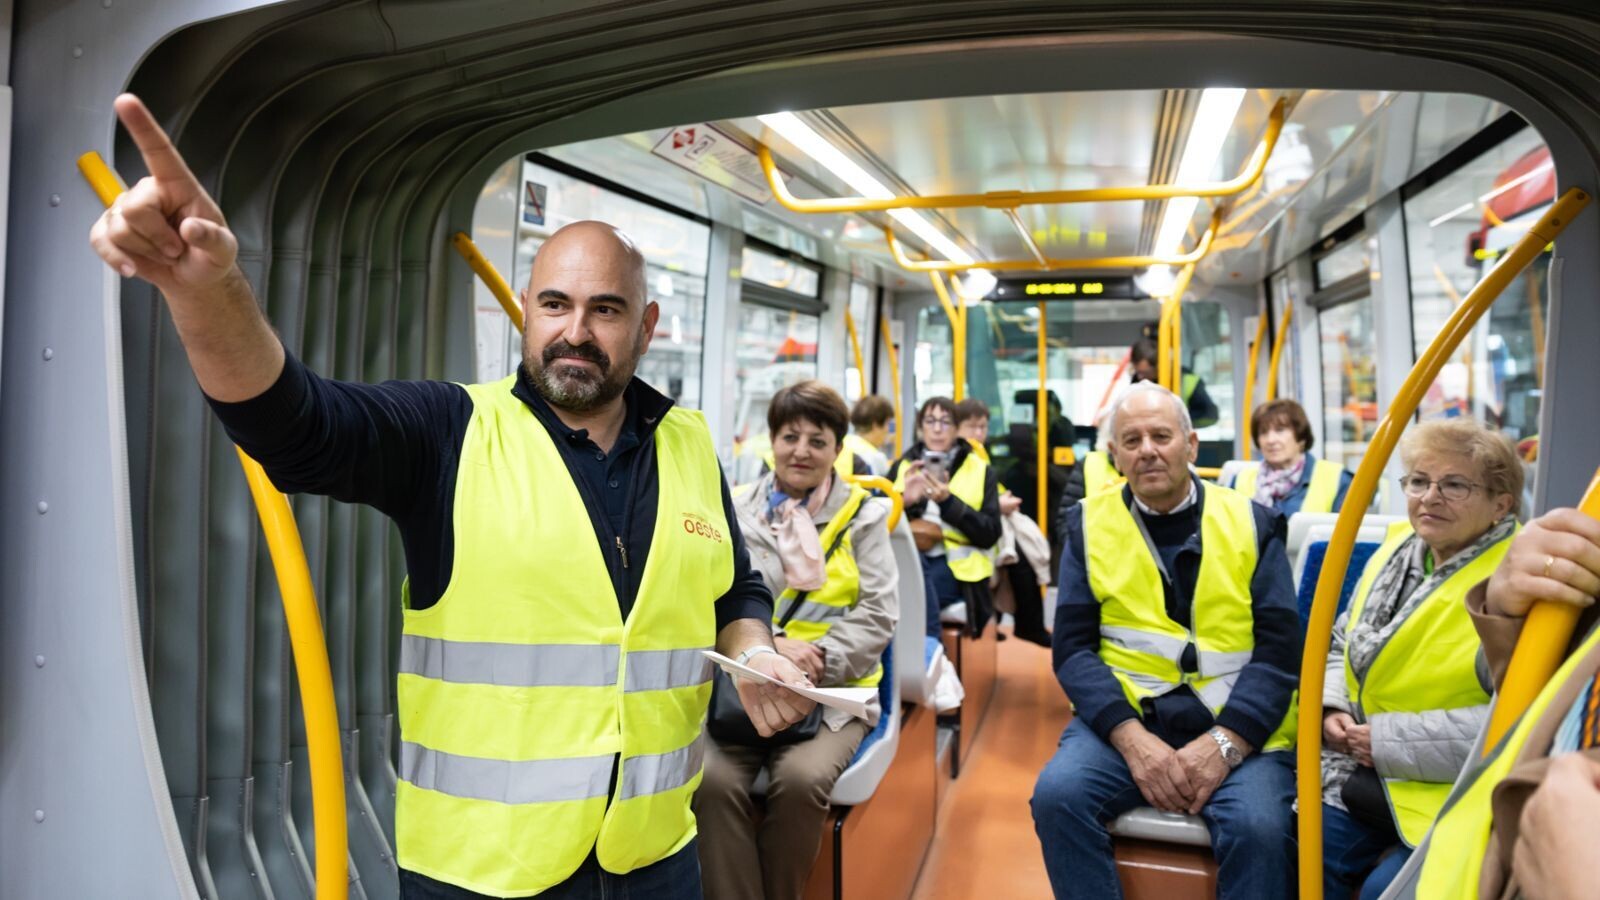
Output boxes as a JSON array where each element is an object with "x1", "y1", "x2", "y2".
[
  {"x1": 1230, "y1": 398, "x2": 1354, "y2": 515},
  {"x1": 695, "y1": 380, "x2": 898, "y2": 900},
  {"x1": 1319, "y1": 418, "x2": 1523, "y2": 899},
  {"x1": 890, "y1": 397, "x2": 1003, "y2": 632}
]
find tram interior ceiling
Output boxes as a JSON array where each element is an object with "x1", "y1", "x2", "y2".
[{"x1": 8, "y1": 1, "x2": 1600, "y2": 897}]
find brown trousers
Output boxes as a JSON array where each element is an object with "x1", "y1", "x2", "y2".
[{"x1": 694, "y1": 719, "x2": 871, "y2": 900}]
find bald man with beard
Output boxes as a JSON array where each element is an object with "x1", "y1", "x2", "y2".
[{"x1": 91, "y1": 94, "x2": 814, "y2": 899}]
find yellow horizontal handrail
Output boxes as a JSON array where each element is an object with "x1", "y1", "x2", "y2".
[
  {"x1": 1194, "y1": 467, "x2": 1222, "y2": 480},
  {"x1": 759, "y1": 98, "x2": 1287, "y2": 214},
  {"x1": 78, "y1": 151, "x2": 350, "y2": 900},
  {"x1": 885, "y1": 208, "x2": 1221, "y2": 274},
  {"x1": 1483, "y1": 467, "x2": 1600, "y2": 750},
  {"x1": 1295, "y1": 186, "x2": 1590, "y2": 899},
  {"x1": 846, "y1": 475, "x2": 903, "y2": 532},
  {"x1": 452, "y1": 232, "x2": 524, "y2": 333}
]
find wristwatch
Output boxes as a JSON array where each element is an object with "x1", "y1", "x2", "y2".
[
  {"x1": 1208, "y1": 727, "x2": 1243, "y2": 769},
  {"x1": 736, "y1": 645, "x2": 778, "y2": 667}
]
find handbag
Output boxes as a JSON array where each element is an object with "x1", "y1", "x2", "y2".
[
  {"x1": 910, "y1": 518, "x2": 943, "y2": 552},
  {"x1": 706, "y1": 500, "x2": 864, "y2": 747}
]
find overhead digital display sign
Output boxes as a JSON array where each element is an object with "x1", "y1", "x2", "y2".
[{"x1": 996, "y1": 276, "x2": 1147, "y2": 300}]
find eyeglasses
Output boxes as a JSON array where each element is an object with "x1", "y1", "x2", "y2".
[
  {"x1": 922, "y1": 417, "x2": 954, "y2": 430},
  {"x1": 1398, "y1": 474, "x2": 1481, "y2": 502}
]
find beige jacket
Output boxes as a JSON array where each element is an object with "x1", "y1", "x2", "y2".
[{"x1": 734, "y1": 472, "x2": 899, "y2": 730}]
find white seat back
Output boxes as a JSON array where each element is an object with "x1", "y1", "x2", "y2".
[
  {"x1": 888, "y1": 517, "x2": 931, "y2": 705},
  {"x1": 1290, "y1": 514, "x2": 1405, "y2": 589},
  {"x1": 1218, "y1": 459, "x2": 1250, "y2": 489}
]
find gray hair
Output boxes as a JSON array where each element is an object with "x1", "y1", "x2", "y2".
[{"x1": 1106, "y1": 381, "x2": 1192, "y2": 445}]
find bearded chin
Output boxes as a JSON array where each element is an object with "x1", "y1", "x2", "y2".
[{"x1": 530, "y1": 333, "x2": 644, "y2": 412}]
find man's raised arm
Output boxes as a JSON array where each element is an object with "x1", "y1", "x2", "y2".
[{"x1": 87, "y1": 93, "x2": 283, "y2": 402}]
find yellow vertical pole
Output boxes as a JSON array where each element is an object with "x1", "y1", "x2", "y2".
[
  {"x1": 1266, "y1": 301, "x2": 1293, "y2": 400},
  {"x1": 451, "y1": 232, "x2": 523, "y2": 332},
  {"x1": 1167, "y1": 263, "x2": 1196, "y2": 392},
  {"x1": 1241, "y1": 309, "x2": 1270, "y2": 460},
  {"x1": 77, "y1": 151, "x2": 350, "y2": 900},
  {"x1": 929, "y1": 272, "x2": 964, "y2": 401},
  {"x1": 1037, "y1": 301, "x2": 1049, "y2": 541},
  {"x1": 1157, "y1": 299, "x2": 1174, "y2": 391},
  {"x1": 881, "y1": 313, "x2": 904, "y2": 456},
  {"x1": 844, "y1": 309, "x2": 869, "y2": 399},
  {"x1": 1295, "y1": 187, "x2": 1590, "y2": 898}
]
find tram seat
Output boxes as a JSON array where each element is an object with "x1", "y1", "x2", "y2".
[
  {"x1": 887, "y1": 518, "x2": 936, "y2": 706},
  {"x1": 1290, "y1": 514, "x2": 1403, "y2": 627},
  {"x1": 1286, "y1": 512, "x2": 1402, "y2": 561},
  {"x1": 1217, "y1": 459, "x2": 1250, "y2": 489},
  {"x1": 1108, "y1": 808, "x2": 1212, "y2": 848}
]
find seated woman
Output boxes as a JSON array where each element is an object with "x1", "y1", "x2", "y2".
[
  {"x1": 889, "y1": 397, "x2": 1002, "y2": 635},
  {"x1": 1231, "y1": 398, "x2": 1354, "y2": 514},
  {"x1": 1320, "y1": 418, "x2": 1523, "y2": 899},
  {"x1": 695, "y1": 380, "x2": 898, "y2": 900}
]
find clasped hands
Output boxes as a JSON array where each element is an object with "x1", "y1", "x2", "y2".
[
  {"x1": 1323, "y1": 711, "x2": 1374, "y2": 767},
  {"x1": 1110, "y1": 720, "x2": 1245, "y2": 815}
]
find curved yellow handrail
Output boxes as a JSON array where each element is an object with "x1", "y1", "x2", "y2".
[
  {"x1": 880, "y1": 313, "x2": 904, "y2": 456},
  {"x1": 884, "y1": 208, "x2": 1221, "y2": 274},
  {"x1": 759, "y1": 98, "x2": 1288, "y2": 215},
  {"x1": 1484, "y1": 469, "x2": 1600, "y2": 750},
  {"x1": 451, "y1": 232, "x2": 524, "y2": 333},
  {"x1": 1295, "y1": 187, "x2": 1590, "y2": 899},
  {"x1": 928, "y1": 272, "x2": 965, "y2": 401},
  {"x1": 78, "y1": 151, "x2": 350, "y2": 900},
  {"x1": 1266, "y1": 300, "x2": 1293, "y2": 400},
  {"x1": 1037, "y1": 300, "x2": 1049, "y2": 541},
  {"x1": 1240, "y1": 309, "x2": 1270, "y2": 460},
  {"x1": 845, "y1": 475, "x2": 903, "y2": 532},
  {"x1": 843, "y1": 309, "x2": 869, "y2": 400},
  {"x1": 1165, "y1": 263, "x2": 1197, "y2": 391}
]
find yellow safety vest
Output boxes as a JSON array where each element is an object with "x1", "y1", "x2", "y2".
[
  {"x1": 843, "y1": 433, "x2": 883, "y2": 473},
  {"x1": 1082, "y1": 482, "x2": 1297, "y2": 751},
  {"x1": 965, "y1": 437, "x2": 991, "y2": 463},
  {"x1": 1414, "y1": 621, "x2": 1600, "y2": 898},
  {"x1": 894, "y1": 451, "x2": 995, "y2": 583},
  {"x1": 396, "y1": 375, "x2": 734, "y2": 896},
  {"x1": 1232, "y1": 456, "x2": 1345, "y2": 513},
  {"x1": 775, "y1": 485, "x2": 884, "y2": 687},
  {"x1": 1342, "y1": 521, "x2": 1514, "y2": 848},
  {"x1": 1180, "y1": 371, "x2": 1200, "y2": 404},
  {"x1": 1083, "y1": 450, "x2": 1127, "y2": 497}
]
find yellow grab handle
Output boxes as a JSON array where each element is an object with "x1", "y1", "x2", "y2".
[
  {"x1": 1266, "y1": 301, "x2": 1293, "y2": 401},
  {"x1": 1037, "y1": 300, "x2": 1049, "y2": 541},
  {"x1": 844, "y1": 310, "x2": 869, "y2": 401},
  {"x1": 880, "y1": 314, "x2": 904, "y2": 456},
  {"x1": 79, "y1": 150, "x2": 350, "y2": 900},
  {"x1": 845, "y1": 475, "x2": 903, "y2": 532},
  {"x1": 1294, "y1": 187, "x2": 1590, "y2": 899},
  {"x1": 1483, "y1": 467, "x2": 1600, "y2": 751},
  {"x1": 451, "y1": 232, "x2": 523, "y2": 333}
]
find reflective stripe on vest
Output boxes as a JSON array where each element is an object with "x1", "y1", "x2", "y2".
[
  {"x1": 1083, "y1": 451, "x2": 1126, "y2": 497},
  {"x1": 1083, "y1": 482, "x2": 1297, "y2": 751},
  {"x1": 775, "y1": 486, "x2": 883, "y2": 687},
  {"x1": 1342, "y1": 520, "x2": 1515, "y2": 848},
  {"x1": 396, "y1": 375, "x2": 733, "y2": 896},
  {"x1": 1413, "y1": 621, "x2": 1600, "y2": 898},
  {"x1": 894, "y1": 451, "x2": 995, "y2": 583},
  {"x1": 1233, "y1": 456, "x2": 1344, "y2": 513}
]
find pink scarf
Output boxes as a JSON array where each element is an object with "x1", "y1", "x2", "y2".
[
  {"x1": 768, "y1": 473, "x2": 833, "y2": 592},
  {"x1": 1256, "y1": 455, "x2": 1306, "y2": 505}
]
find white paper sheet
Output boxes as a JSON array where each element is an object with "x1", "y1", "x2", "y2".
[{"x1": 702, "y1": 650, "x2": 877, "y2": 720}]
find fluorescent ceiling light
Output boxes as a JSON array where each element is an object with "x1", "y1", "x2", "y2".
[
  {"x1": 1136, "y1": 264, "x2": 1177, "y2": 298},
  {"x1": 1151, "y1": 89, "x2": 1248, "y2": 260},
  {"x1": 758, "y1": 112, "x2": 975, "y2": 266},
  {"x1": 961, "y1": 269, "x2": 997, "y2": 301}
]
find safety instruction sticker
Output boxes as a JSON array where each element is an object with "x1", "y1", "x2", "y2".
[
  {"x1": 522, "y1": 180, "x2": 547, "y2": 226},
  {"x1": 650, "y1": 124, "x2": 774, "y2": 204}
]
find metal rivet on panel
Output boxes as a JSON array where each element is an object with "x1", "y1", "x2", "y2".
[
  {"x1": 102, "y1": 0, "x2": 113, "y2": 6},
  {"x1": 42, "y1": 348, "x2": 54, "y2": 361},
  {"x1": 36, "y1": 502, "x2": 48, "y2": 515},
  {"x1": 33, "y1": 810, "x2": 44, "y2": 823},
  {"x1": 72, "y1": 46, "x2": 84, "y2": 59},
  {"x1": 34, "y1": 656, "x2": 45, "y2": 668},
  {"x1": 49, "y1": 194, "x2": 61, "y2": 207}
]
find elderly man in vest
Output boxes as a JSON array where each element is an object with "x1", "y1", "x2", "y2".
[
  {"x1": 89, "y1": 95, "x2": 815, "y2": 900},
  {"x1": 1031, "y1": 382, "x2": 1301, "y2": 899}
]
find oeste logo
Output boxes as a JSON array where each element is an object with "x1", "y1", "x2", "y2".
[{"x1": 681, "y1": 513, "x2": 723, "y2": 543}]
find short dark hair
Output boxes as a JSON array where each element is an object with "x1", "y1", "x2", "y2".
[
  {"x1": 850, "y1": 395, "x2": 894, "y2": 430},
  {"x1": 1250, "y1": 399, "x2": 1315, "y2": 452},
  {"x1": 768, "y1": 380, "x2": 849, "y2": 448},
  {"x1": 953, "y1": 398, "x2": 990, "y2": 426},
  {"x1": 917, "y1": 396, "x2": 958, "y2": 430},
  {"x1": 1130, "y1": 337, "x2": 1159, "y2": 366}
]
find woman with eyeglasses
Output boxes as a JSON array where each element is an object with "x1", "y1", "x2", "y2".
[
  {"x1": 1318, "y1": 418, "x2": 1523, "y2": 900},
  {"x1": 889, "y1": 397, "x2": 1002, "y2": 637}
]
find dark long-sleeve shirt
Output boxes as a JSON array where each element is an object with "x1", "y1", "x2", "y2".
[
  {"x1": 207, "y1": 352, "x2": 772, "y2": 627},
  {"x1": 1052, "y1": 477, "x2": 1301, "y2": 750},
  {"x1": 888, "y1": 439, "x2": 1003, "y2": 549}
]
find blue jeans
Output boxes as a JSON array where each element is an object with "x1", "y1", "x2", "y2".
[
  {"x1": 921, "y1": 553, "x2": 960, "y2": 636},
  {"x1": 1322, "y1": 803, "x2": 1413, "y2": 900},
  {"x1": 1031, "y1": 718, "x2": 1297, "y2": 900},
  {"x1": 398, "y1": 839, "x2": 701, "y2": 900}
]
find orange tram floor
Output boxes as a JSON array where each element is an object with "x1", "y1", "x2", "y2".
[{"x1": 911, "y1": 628, "x2": 1072, "y2": 900}]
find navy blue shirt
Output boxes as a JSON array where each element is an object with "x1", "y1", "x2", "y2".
[
  {"x1": 1053, "y1": 478, "x2": 1301, "y2": 751},
  {"x1": 207, "y1": 353, "x2": 771, "y2": 627}
]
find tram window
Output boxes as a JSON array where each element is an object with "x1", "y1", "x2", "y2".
[
  {"x1": 1403, "y1": 127, "x2": 1551, "y2": 448},
  {"x1": 1318, "y1": 296, "x2": 1379, "y2": 466},
  {"x1": 1179, "y1": 301, "x2": 1236, "y2": 446},
  {"x1": 731, "y1": 303, "x2": 822, "y2": 450},
  {"x1": 474, "y1": 158, "x2": 711, "y2": 407},
  {"x1": 845, "y1": 280, "x2": 875, "y2": 403},
  {"x1": 740, "y1": 245, "x2": 821, "y2": 297}
]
